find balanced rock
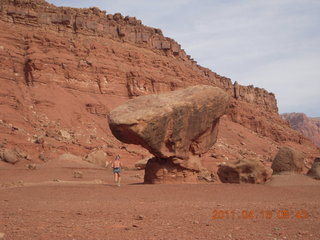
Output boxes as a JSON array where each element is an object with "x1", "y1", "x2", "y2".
[
  {"x1": 108, "y1": 85, "x2": 229, "y2": 160},
  {"x1": 108, "y1": 85, "x2": 229, "y2": 183},
  {"x1": 271, "y1": 146, "x2": 304, "y2": 174},
  {"x1": 217, "y1": 159, "x2": 273, "y2": 184},
  {"x1": 307, "y1": 157, "x2": 320, "y2": 180}
]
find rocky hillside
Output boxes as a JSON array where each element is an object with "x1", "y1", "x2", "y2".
[
  {"x1": 0, "y1": 0, "x2": 318, "y2": 170},
  {"x1": 282, "y1": 113, "x2": 320, "y2": 147}
]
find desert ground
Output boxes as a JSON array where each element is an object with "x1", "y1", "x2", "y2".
[{"x1": 1, "y1": 159, "x2": 319, "y2": 240}]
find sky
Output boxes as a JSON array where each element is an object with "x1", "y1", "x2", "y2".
[{"x1": 48, "y1": 0, "x2": 320, "y2": 117}]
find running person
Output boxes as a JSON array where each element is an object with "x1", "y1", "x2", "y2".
[{"x1": 112, "y1": 155, "x2": 122, "y2": 186}]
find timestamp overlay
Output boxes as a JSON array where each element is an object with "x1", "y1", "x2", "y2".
[{"x1": 211, "y1": 209, "x2": 310, "y2": 220}]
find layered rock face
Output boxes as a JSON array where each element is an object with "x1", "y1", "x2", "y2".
[
  {"x1": 0, "y1": 0, "x2": 319, "y2": 174},
  {"x1": 0, "y1": 0, "x2": 277, "y2": 110},
  {"x1": 108, "y1": 85, "x2": 230, "y2": 183},
  {"x1": 281, "y1": 113, "x2": 320, "y2": 146}
]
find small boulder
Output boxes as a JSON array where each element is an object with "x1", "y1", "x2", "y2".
[
  {"x1": 73, "y1": 171, "x2": 83, "y2": 178},
  {"x1": 27, "y1": 163, "x2": 37, "y2": 170},
  {"x1": 217, "y1": 159, "x2": 273, "y2": 184},
  {"x1": 1, "y1": 148, "x2": 20, "y2": 164},
  {"x1": 307, "y1": 158, "x2": 320, "y2": 180},
  {"x1": 59, "y1": 130, "x2": 72, "y2": 140},
  {"x1": 271, "y1": 146, "x2": 304, "y2": 174},
  {"x1": 84, "y1": 150, "x2": 107, "y2": 167}
]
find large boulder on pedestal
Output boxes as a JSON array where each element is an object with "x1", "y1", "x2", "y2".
[{"x1": 108, "y1": 85, "x2": 230, "y2": 183}]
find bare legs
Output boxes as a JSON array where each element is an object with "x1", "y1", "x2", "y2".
[{"x1": 114, "y1": 173, "x2": 121, "y2": 186}]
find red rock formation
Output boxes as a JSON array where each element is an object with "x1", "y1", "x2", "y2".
[
  {"x1": 0, "y1": 0, "x2": 318, "y2": 174},
  {"x1": 108, "y1": 86, "x2": 229, "y2": 183},
  {"x1": 282, "y1": 113, "x2": 320, "y2": 146}
]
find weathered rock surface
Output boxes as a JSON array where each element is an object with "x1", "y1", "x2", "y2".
[
  {"x1": 217, "y1": 159, "x2": 273, "y2": 184},
  {"x1": 271, "y1": 147, "x2": 305, "y2": 174},
  {"x1": 108, "y1": 85, "x2": 229, "y2": 183},
  {"x1": 307, "y1": 158, "x2": 320, "y2": 180},
  {"x1": 108, "y1": 85, "x2": 229, "y2": 160},
  {"x1": 144, "y1": 158, "x2": 199, "y2": 184},
  {"x1": 0, "y1": 148, "x2": 21, "y2": 164}
]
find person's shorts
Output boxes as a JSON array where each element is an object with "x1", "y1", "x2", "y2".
[{"x1": 113, "y1": 167, "x2": 121, "y2": 174}]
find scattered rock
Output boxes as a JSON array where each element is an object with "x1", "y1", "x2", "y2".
[
  {"x1": 307, "y1": 157, "x2": 320, "y2": 180},
  {"x1": 59, "y1": 129, "x2": 72, "y2": 140},
  {"x1": 198, "y1": 170, "x2": 216, "y2": 182},
  {"x1": 1, "y1": 148, "x2": 20, "y2": 164},
  {"x1": 134, "y1": 157, "x2": 151, "y2": 170},
  {"x1": 84, "y1": 150, "x2": 107, "y2": 167},
  {"x1": 34, "y1": 135, "x2": 45, "y2": 144},
  {"x1": 271, "y1": 146, "x2": 304, "y2": 174},
  {"x1": 73, "y1": 171, "x2": 83, "y2": 178},
  {"x1": 132, "y1": 224, "x2": 139, "y2": 228},
  {"x1": 27, "y1": 163, "x2": 37, "y2": 170},
  {"x1": 134, "y1": 215, "x2": 144, "y2": 220},
  {"x1": 217, "y1": 159, "x2": 273, "y2": 184},
  {"x1": 39, "y1": 152, "x2": 49, "y2": 162}
]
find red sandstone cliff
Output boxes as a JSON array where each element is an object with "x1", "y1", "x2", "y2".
[{"x1": 0, "y1": 0, "x2": 318, "y2": 169}]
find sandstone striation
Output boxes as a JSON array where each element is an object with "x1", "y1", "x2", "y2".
[
  {"x1": 108, "y1": 85, "x2": 230, "y2": 183},
  {"x1": 0, "y1": 0, "x2": 278, "y2": 111}
]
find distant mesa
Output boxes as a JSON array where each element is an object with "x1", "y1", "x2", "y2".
[{"x1": 282, "y1": 113, "x2": 320, "y2": 146}]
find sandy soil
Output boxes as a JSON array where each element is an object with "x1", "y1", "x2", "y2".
[{"x1": 1, "y1": 161, "x2": 320, "y2": 240}]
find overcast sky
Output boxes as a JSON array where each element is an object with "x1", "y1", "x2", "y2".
[{"x1": 48, "y1": 0, "x2": 320, "y2": 117}]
